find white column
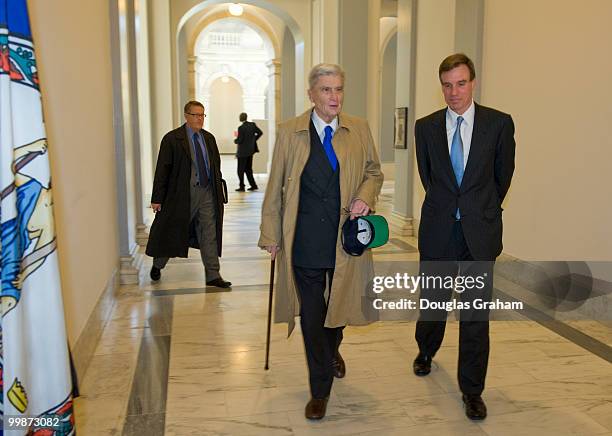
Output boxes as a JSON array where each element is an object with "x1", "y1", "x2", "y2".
[
  {"x1": 266, "y1": 59, "x2": 281, "y2": 171},
  {"x1": 391, "y1": 0, "x2": 418, "y2": 236},
  {"x1": 367, "y1": 0, "x2": 381, "y2": 155}
]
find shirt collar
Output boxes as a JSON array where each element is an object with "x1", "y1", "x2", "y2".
[
  {"x1": 446, "y1": 100, "x2": 475, "y2": 127},
  {"x1": 186, "y1": 125, "x2": 199, "y2": 139},
  {"x1": 311, "y1": 109, "x2": 338, "y2": 135}
]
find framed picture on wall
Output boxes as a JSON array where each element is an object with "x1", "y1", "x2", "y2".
[{"x1": 394, "y1": 107, "x2": 408, "y2": 149}]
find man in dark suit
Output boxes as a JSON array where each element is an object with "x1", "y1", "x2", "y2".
[
  {"x1": 146, "y1": 100, "x2": 231, "y2": 288},
  {"x1": 413, "y1": 53, "x2": 515, "y2": 420},
  {"x1": 234, "y1": 112, "x2": 262, "y2": 191}
]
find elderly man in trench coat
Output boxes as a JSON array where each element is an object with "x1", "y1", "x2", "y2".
[{"x1": 259, "y1": 63, "x2": 383, "y2": 420}]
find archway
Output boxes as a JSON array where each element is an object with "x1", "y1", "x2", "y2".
[
  {"x1": 176, "y1": 1, "x2": 306, "y2": 126},
  {"x1": 195, "y1": 18, "x2": 272, "y2": 125}
]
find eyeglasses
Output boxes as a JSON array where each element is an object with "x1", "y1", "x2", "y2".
[{"x1": 186, "y1": 113, "x2": 206, "y2": 118}]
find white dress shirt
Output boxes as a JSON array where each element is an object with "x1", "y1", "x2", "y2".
[
  {"x1": 446, "y1": 100, "x2": 475, "y2": 170},
  {"x1": 311, "y1": 109, "x2": 338, "y2": 143}
]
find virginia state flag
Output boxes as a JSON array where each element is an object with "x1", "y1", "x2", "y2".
[{"x1": 0, "y1": 0, "x2": 75, "y2": 434}]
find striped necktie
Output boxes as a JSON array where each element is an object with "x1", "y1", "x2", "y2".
[
  {"x1": 450, "y1": 116, "x2": 464, "y2": 219},
  {"x1": 193, "y1": 132, "x2": 210, "y2": 187}
]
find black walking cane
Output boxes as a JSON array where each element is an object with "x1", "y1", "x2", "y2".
[{"x1": 264, "y1": 258, "x2": 276, "y2": 370}]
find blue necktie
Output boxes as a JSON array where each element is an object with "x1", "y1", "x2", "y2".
[
  {"x1": 193, "y1": 133, "x2": 210, "y2": 187},
  {"x1": 450, "y1": 116, "x2": 464, "y2": 219},
  {"x1": 322, "y1": 125, "x2": 338, "y2": 171}
]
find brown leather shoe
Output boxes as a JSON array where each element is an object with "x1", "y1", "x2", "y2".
[
  {"x1": 305, "y1": 397, "x2": 329, "y2": 420},
  {"x1": 462, "y1": 394, "x2": 487, "y2": 420},
  {"x1": 332, "y1": 352, "x2": 346, "y2": 378}
]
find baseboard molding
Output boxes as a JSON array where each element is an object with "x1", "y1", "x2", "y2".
[
  {"x1": 495, "y1": 254, "x2": 612, "y2": 322},
  {"x1": 409, "y1": 229, "x2": 611, "y2": 326},
  {"x1": 120, "y1": 243, "x2": 143, "y2": 285},
  {"x1": 388, "y1": 211, "x2": 414, "y2": 237},
  {"x1": 135, "y1": 223, "x2": 149, "y2": 247},
  {"x1": 412, "y1": 217, "x2": 420, "y2": 238},
  {"x1": 71, "y1": 268, "x2": 119, "y2": 382}
]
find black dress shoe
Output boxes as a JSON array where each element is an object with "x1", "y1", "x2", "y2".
[
  {"x1": 235, "y1": 187, "x2": 245, "y2": 192},
  {"x1": 305, "y1": 397, "x2": 329, "y2": 420},
  {"x1": 332, "y1": 352, "x2": 346, "y2": 378},
  {"x1": 247, "y1": 186, "x2": 258, "y2": 191},
  {"x1": 413, "y1": 353, "x2": 432, "y2": 376},
  {"x1": 206, "y1": 278, "x2": 232, "y2": 288},
  {"x1": 462, "y1": 394, "x2": 487, "y2": 420},
  {"x1": 150, "y1": 266, "x2": 161, "y2": 281}
]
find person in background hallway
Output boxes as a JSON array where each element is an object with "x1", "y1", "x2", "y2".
[
  {"x1": 234, "y1": 112, "x2": 262, "y2": 191},
  {"x1": 259, "y1": 63, "x2": 383, "y2": 420},
  {"x1": 413, "y1": 53, "x2": 515, "y2": 420},
  {"x1": 146, "y1": 100, "x2": 232, "y2": 289}
]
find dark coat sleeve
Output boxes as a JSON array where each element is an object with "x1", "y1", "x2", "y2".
[
  {"x1": 254, "y1": 123, "x2": 263, "y2": 140},
  {"x1": 415, "y1": 119, "x2": 431, "y2": 191},
  {"x1": 151, "y1": 133, "x2": 174, "y2": 204},
  {"x1": 234, "y1": 124, "x2": 244, "y2": 144},
  {"x1": 494, "y1": 114, "x2": 516, "y2": 202}
]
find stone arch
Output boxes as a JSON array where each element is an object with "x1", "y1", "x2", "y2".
[
  {"x1": 177, "y1": 0, "x2": 303, "y2": 45},
  {"x1": 189, "y1": 15, "x2": 276, "y2": 105},
  {"x1": 189, "y1": 11, "x2": 280, "y2": 60},
  {"x1": 175, "y1": 0, "x2": 306, "y2": 123}
]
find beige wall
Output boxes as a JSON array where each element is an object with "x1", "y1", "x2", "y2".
[
  {"x1": 29, "y1": 0, "x2": 119, "y2": 344},
  {"x1": 481, "y1": 0, "x2": 612, "y2": 263},
  {"x1": 208, "y1": 77, "x2": 244, "y2": 153}
]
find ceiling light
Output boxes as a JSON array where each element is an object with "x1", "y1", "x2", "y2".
[{"x1": 228, "y1": 3, "x2": 243, "y2": 16}]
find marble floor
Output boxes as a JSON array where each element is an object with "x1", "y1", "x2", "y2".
[{"x1": 74, "y1": 157, "x2": 612, "y2": 435}]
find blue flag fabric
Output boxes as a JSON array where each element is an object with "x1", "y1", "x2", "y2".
[{"x1": 0, "y1": 0, "x2": 76, "y2": 434}]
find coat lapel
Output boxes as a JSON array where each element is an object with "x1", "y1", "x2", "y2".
[
  {"x1": 177, "y1": 124, "x2": 195, "y2": 163},
  {"x1": 332, "y1": 122, "x2": 348, "y2": 177},
  {"x1": 309, "y1": 121, "x2": 335, "y2": 178},
  {"x1": 432, "y1": 110, "x2": 459, "y2": 190},
  {"x1": 462, "y1": 103, "x2": 487, "y2": 188},
  {"x1": 293, "y1": 110, "x2": 314, "y2": 175}
]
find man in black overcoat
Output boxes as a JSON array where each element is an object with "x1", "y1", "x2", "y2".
[{"x1": 146, "y1": 100, "x2": 231, "y2": 288}]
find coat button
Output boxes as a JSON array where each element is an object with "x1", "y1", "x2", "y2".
[{"x1": 321, "y1": 218, "x2": 325, "y2": 222}]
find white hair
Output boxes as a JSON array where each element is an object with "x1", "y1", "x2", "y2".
[{"x1": 308, "y1": 63, "x2": 345, "y2": 89}]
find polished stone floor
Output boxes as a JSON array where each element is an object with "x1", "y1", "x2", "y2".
[{"x1": 74, "y1": 157, "x2": 612, "y2": 435}]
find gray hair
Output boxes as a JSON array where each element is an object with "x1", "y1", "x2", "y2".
[{"x1": 308, "y1": 63, "x2": 345, "y2": 89}]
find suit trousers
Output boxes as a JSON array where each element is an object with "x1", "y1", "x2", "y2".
[
  {"x1": 237, "y1": 156, "x2": 257, "y2": 188},
  {"x1": 154, "y1": 184, "x2": 220, "y2": 281},
  {"x1": 415, "y1": 221, "x2": 494, "y2": 395},
  {"x1": 294, "y1": 266, "x2": 344, "y2": 399}
]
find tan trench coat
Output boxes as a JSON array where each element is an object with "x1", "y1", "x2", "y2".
[{"x1": 258, "y1": 109, "x2": 384, "y2": 334}]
